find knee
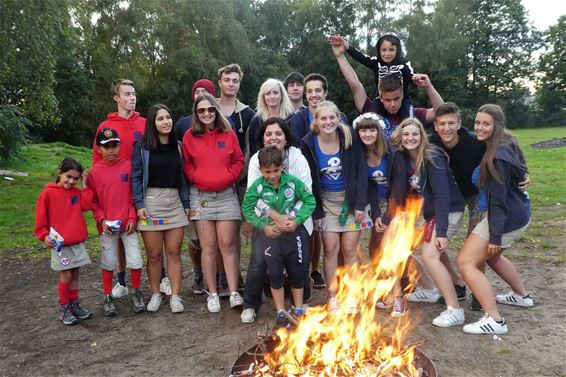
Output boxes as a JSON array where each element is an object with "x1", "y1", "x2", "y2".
[
  {"x1": 421, "y1": 246, "x2": 439, "y2": 265},
  {"x1": 166, "y1": 249, "x2": 181, "y2": 262},
  {"x1": 269, "y1": 270, "x2": 284, "y2": 289},
  {"x1": 146, "y1": 250, "x2": 162, "y2": 265},
  {"x1": 456, "y1": 255, "x2": 471, "y2": 277}
]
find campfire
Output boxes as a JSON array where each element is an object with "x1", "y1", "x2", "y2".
[{"x1": 233, "y1": 197, "x2": 434, "y2": 376}]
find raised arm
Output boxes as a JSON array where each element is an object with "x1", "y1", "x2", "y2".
[
  {"x1": 329, "y1": 35, "x2": 368, "y2": 113},
  {"x1": 413, "y1": 73, "x2": 443, "y2": 123}
]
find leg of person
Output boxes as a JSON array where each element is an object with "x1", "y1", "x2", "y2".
[
  {"x1": 187, "y1": 223, "x2": 204, "y2": 294},
  {"x1": 195, "y1": 220, "x2": 221, "y2": 312},
  {"x1": 68, "y1": 267, "x2": 91, "y2": 320},
  {"x1": 241, "y1": 230, "x2": 269, "y2": 323},
  {"x1": 339, "y1": 230, "x2": 362, "y2": 313},
  {"x1": 295, "y1": 226, "x2": 311, "y2": 303},
  {"x1": 58, "y1": 269, "x2": 77, "y2": 325},
  {"x1": 310, "y1": 231, "x2": 326, "y2": 289},
  {"x1": 141, "y1": 230, "x2": 165, "y2": 312},
  {"x1": 421, "y1": 238, "x2": 464, "y2": 327},
  {"x1": 487, "y1": 253, "x2": 533, "y2": 307},
  {"x1": 164, "y1": 226, "x2": 185, "y2": 313},
  {"x1": 159, "y1": 251, "x2": 171, "y2": 296},
  {"x1": 122, "y1": 232, "x2": 145, "y2": 313},
  {"x1": 217, "y1": 249, "x2": 229, "y2": 297},
  {"x1": 320, "y1": 231, "x2": 341, "y2": 296},
  {"x1": 368, "y1": 227, "x2": 384, "y2": 262},
  {"x1": 283, "y1": 230, "x2": 307, "y2": 314},
  {"x1": 100, "y1": 232, "x2": 119, "y2": 316},
  {"x1": 265, "y1": 237, "x2": 288, "y2": 328},
  {"x1": 457, "y1": 235, "x2": 508, "y2": 334},
  {"x1": 216, "y1": 220, "x2": 244, "y2": 309},
  {"x1": 114, "y1": 240, "x2": 128, "y2": 297}
]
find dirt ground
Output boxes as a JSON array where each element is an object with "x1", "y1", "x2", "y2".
[{"x1": 1, "y1": 211, "x2": 565, "y2": 377}]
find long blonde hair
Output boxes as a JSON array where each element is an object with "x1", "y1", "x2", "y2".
[
  {"x1": 256, "y1": 78, "x2": 294, "y2": 121},
  {"x1": 390, "y1": 117, "x2": 441, "y2": 174},
  {"x1": 310, "y1": 101, "x2": 352, "y2": 149},
  {"x1": 477, "y1": 104, "x2": 525, "y2": 186}
]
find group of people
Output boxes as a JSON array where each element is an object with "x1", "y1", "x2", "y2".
[{"x1": 34, "y1": 32, "x2": 533, "y2": 336}]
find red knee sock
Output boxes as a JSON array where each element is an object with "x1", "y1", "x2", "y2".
[
  {"x1": 102, "y1": 270, "x2": 114, "y2": 295},
  {"x1": 69, "y1": 288, "x2": 79, "y2": 301},
  {"x1": 130, "y1": 269, "x2": 141, "y2": 289},
  {"x1": 58, "y1": 281, "x2": 70, "y2": 305}
]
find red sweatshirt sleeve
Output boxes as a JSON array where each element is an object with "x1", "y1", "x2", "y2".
[{"x1": 34, "y1": 190, "x2": 50, "y2": 242}]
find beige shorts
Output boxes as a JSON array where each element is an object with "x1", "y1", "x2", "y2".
[
  {"x1": 472, "y1": 216, "x2": 530, "y2": 248},
  {"x1": 100, "y1": 232, "x2": 143, "y2": 270}
]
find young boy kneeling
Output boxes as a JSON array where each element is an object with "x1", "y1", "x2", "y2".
[{"x1": 242, "y1": 147, "x2": 316, "y2": 328}]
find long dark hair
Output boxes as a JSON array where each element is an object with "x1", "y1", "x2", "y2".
[
  {"x1": 142, "y1": 104, "x2": 177, "y2": 150},
  {"x1": 256, "y1": 117, "x2": 294, "y2": 151},
  {"x1": 190, "y1": 93, "x2": 231, "y2": 136},
  {"x1": 56, "y1": 157, "x2": 83, "y2": 183}
]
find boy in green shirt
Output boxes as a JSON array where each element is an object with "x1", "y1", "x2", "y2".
[{"x1": 242, "y1": 147, "x2": 316, "y2": 328}]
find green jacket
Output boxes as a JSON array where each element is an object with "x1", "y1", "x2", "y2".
[{"x1": 242, "y1": 171, "x2": 316, "y2": 230}]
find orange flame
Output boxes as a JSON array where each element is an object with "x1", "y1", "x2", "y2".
[{"x1": 258, "y1": 196, "x2": 424, "y2": 376}]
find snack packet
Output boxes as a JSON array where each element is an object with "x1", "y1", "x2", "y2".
[
  {"x1": 106, "y1": 220, "x2": 122, "y2": 234},
  {"x1": 49, "y1": 227, "x2": 64, "y2": 254}
]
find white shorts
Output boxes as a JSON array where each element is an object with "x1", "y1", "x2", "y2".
[
  {"x1": 100, "y1": 232, "x2": 143, "y2": 270},
  {"x1": 472, "y1": 217, "x2": 530, "y2": 249}
]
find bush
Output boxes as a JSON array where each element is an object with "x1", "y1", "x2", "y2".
[{"x1": 0, "y1": 105, "x2": 30, "y2": 161}]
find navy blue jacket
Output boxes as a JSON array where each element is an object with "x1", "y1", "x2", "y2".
[
  {"x1": 175, "y1": 115, "x2": 193, "y2": 142},
  {"x1": 368, "y1": 146, "x2": 407, "y2": 225},
  {"x1": 300, "y1": 128, "x2": 368, "y2": 220},
  {"x1": 289, "y1": 107, "x2": 349, "y2": 146},
  {"x1": 486, "y1": 140, "x2": 530, "y2": 245},
  {"x1": 413, "y1": 150, "x2": 464, "y2": 237}
]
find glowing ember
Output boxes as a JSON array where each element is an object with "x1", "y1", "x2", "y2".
[{"x1": 257, "y1": 197, "x2": 425, "y2": 376}]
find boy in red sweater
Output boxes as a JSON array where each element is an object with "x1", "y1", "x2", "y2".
[{"x1": 87, "y1": 128, "x2": 145, "y2": 316}]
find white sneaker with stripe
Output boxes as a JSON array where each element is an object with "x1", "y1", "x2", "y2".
[
  {"x1": 463, "y1": 313, "x2": 508, "y2": 335},
  {"x1": 495, "y1": 291, "x2": 533, "y2": 307},
  {"x1": 432, "y1": 306, "x2": 464, "y2": 327}
]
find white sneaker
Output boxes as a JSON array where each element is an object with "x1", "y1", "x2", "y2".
[
  {"x1": 328, "y1": 296, "x2": 339, "y2": 313},
  {"x1": 463, "y1": 313, "x2": 508, "y2": 335},
  {"x1": 230, "y1": 292, "x2": 244, "y2": 309},
  {"x1": 495, "y1": 291, "x2": 533, "y2": 307},
  {"x1": 160, "y1": 277, "x2": 172, "y2": 296},
  {"x1": 170, "y1": 295, "x2": 184, "y2": 313},
  {"x1": 406, "y1": 287, "x2": 440, "y2": 303},
  {"x1": 207, "y1": 293, "x2": 221, "y2": 313},
  {"x1": 112, "y1": 283, "x2": 129, "y2": 299},
  {"x1": 376, "y1": 297, "x2": 393, "y2": 309},
  {"x1": 432, "y1": 306, "x2": 465, "y2": 327},
  {"x1": 240, "y1": 308, "x2": 256, "y2": 323},
  {"x1": 147, "y1": 293, "x2": 162, "y2": 312}
]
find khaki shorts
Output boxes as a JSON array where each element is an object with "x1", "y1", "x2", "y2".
[
  {"x1": 100, "y1": 232, "x2": 143, "y2": 270},
  {"x1": 472, "y1": 216, "x2": 530, "y2": 248}
]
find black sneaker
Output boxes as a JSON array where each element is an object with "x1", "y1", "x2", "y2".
[
  {"x1": 438, "y1": 284, "x2": 467, "y2": 305},
  {"x1": 103, "y1": 295, "x2": 117, "y2": 317},
  {"x1": 59, "y1": 304, "x2": 78, "y2": 325},
  {"x1": 69, "y1": 300, "x2": 91, "y2": 320},
  {"x1": 274, "y1": 311, "x2": 289, "y2": 329},
  {"x1": 131, "y1": 289, "x2": 146, "y2": 313},
  {"x1": 470, "y1": 293, "x2": 483, "y2": 311},
  {"x1": 310, "y1": 270, "x2": 326, "y2": 289}
]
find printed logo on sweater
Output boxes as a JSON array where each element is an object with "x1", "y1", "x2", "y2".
[
  {"x1": 70, "y1": 195, "x2": 79, "y2": 205},
  {"x1": 120, "y1": 173, "x2": 129, "y2": 182},
  {"x1": 217, "y1": 141, "x2": 226, "y2": 149}
]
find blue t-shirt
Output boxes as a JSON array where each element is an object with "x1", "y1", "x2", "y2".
[
  {"x1": 368, "y1": 155, "x2": 388, "y2": 200},
  {"x1": 314, "y1": 136, "x2": 345, "y2": 192},
  {"x1": 471, "y1": 165, "x2": 487, "y2": 211}
]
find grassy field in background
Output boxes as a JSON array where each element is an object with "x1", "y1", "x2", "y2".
[{"x1": 0, "y1": 128, "x2": 564, "y2": 256}]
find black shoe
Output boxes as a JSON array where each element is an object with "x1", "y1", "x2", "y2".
[
  {"x1": 310, "y1": 270, "x2": 326, "y2": 289},
  {"x1": 274, "y1": 311, "x2": 289, "y2": 329},
  {"x1": 470, "y1": 293, "x2": 483, "y2": 311},
  {"x1": 69, "y1": 300, "x2": 92, "y2": 320},
  {"x1": 104, "y1": 295, "x2": 117, "y2": 317},
  {"x1": 131, "y1": 289, "x2": 146, "y2": 313},
  {"x1": 438, "y1": 284, "x2": 467, "y2": 305},
  {"x1": 59, "y1": 304, "x2": 79, "y2": 325}
]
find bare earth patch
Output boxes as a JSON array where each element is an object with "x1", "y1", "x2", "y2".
[{"x1": 1, "y1": 223, "x2": 565, "y2": 376}]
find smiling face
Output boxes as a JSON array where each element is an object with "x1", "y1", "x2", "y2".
[
  {"x1": 263, "y1": 123, "x2": 286, "y2": 151},
  {"x1": 196, "y1": 99, "x2": 216, "y2": 129},
  {"x1": 305, "y1": 80, "x2": 327, "y2": 111},
  {"x1": 379, "y1": 40, "x2": 398, "y2": 64},
  {"x1": 316, "y1": 107, "x2": 338, "y2": 136},
  {"x1": 155, "y1": 108, "x2": 173, "y2": 136},
  {"x1": 474, "y1": 112, "x2": 495, "y2": 141},
  {"x1": 434, "y1": 113, "x2": 461, "y2": 148},
  {"x1": 58, "y1": 169, "x2": 81, "y2": 190},
  {"x1": 401, "y1": 125, "x2": 422, "y2": 151},
  {"x1": 264, "y1": 86, "x2": 282, "y2": 109},
  {"x1": 259, "y1": 164, "x2": 283, "y2": 188},
  {"x1": 114, "y1": 84, "x2": 136, "y2": 113},
  {"x1": 358, "y1": 127, "x2": 378, "y2": 146}
]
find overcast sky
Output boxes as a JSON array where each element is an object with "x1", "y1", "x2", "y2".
[{"x1": 522, "y1": 0, "x2": 565, "y2": 30}]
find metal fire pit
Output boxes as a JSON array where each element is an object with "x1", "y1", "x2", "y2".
[{"x1": 230, "y1": 335, "x2": 437, "y2": 376}]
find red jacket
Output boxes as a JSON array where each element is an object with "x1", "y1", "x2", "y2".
[
  {"x1": 86, "y1": 158, "x2": 138, "y2": 234},
  {"x1": 92, "y1": 112, "x2": 146, "y2": 164},
  {"x1": 34, "y1": 183, "x2": 93, "y2": 246},
  {"x1": 182, "y1": 128, "x2": 244, "y2": 192}
]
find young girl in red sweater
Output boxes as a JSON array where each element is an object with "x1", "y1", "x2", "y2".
[{"x1": 34, "y1": 157, "x2": 93, "y2": 326}]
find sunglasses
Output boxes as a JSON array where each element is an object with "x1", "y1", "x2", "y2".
[{"x1": 197, "y1": 106, "x2": 216, "y2": 115}]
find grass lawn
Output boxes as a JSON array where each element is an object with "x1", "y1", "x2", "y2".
[{"x1": 1, "y1": 128, "x2": 565, "y2": 257}]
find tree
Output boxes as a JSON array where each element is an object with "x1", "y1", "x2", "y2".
[{"x1": 535, "y1": 16, "x2": 566, "y2": 126}]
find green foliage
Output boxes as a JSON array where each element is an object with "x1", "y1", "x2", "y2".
[{"x1": 0, "y1": 105, "x2": 30, "y2": 161}]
